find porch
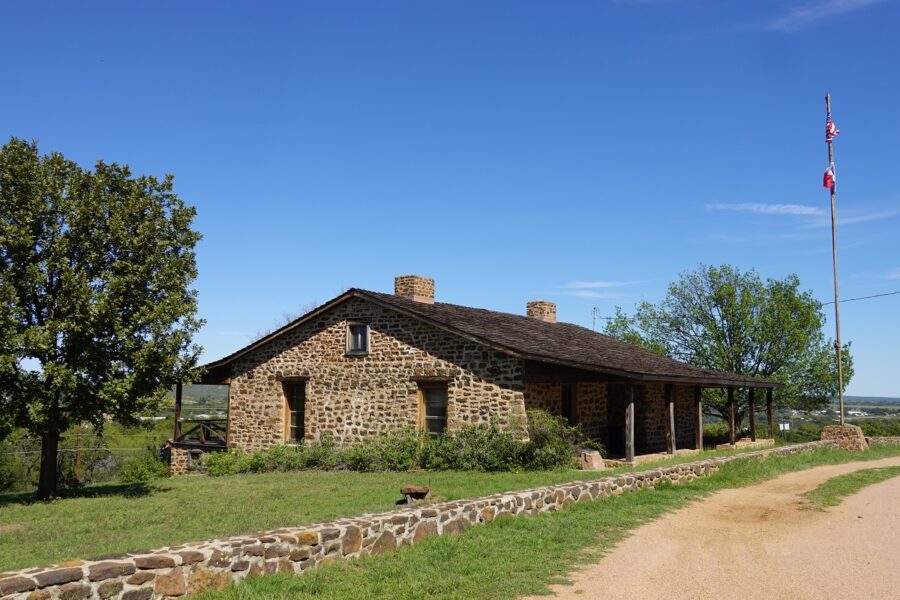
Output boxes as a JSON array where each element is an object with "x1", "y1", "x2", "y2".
[{"x1": 522, "y1": 360, "x2": 779, "y2": 463}]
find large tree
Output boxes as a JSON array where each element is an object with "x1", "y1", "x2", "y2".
[
  {"x1": 0, "y1": 138, "x2": 203, "y2": 499},
  {"x1": 604, "y1": 264, "x2": 852, "y2": 427}
]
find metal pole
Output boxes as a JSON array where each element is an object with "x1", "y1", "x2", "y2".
[{"x1": 826, "y1": 94, "x2": 845, "y2": 425}]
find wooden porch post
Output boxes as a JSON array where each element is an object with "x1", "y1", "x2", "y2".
[
  {"x1": 766, "y1": 388, "x2": 774, "y2": 439},
  {"x1": 748, "y1": 388, "x2": 757, "y2": 441},
  {"x1": 727, "y1": 386, "x2": 736, "y2": 446},
  {"x1": 665, "y1": 384, "x2": 676, "y2": 454},
  {"x1": 174, "y1": 382, "x2": 183, "y2": 441},
  {"x1": 625, "y1": 379, "x2": 635, "y2": 463},
  {"x1": 695, "y1": 386, "x2": 703, "y2": 450}
]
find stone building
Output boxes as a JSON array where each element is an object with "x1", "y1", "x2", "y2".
[{"x1": 170, "y1": 275, "x2": 777, "y2": 473}]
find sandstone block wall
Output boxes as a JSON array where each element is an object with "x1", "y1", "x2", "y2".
[
  {"x1": 0, "y1": 441, "x2": 837, "y2": 600},
  {"x1": 674, "y1": 385, "x2": 698, "y2": 449},
  {"x1": 226, "y1": 297, "x2": 527, "y2": 451},
  {"x1": 168, "y1": 448, "x2": 190, "y2": 477},
  {"x1": 636, "y1": 384, "x2": 666, "y2": 452},
  {"x1": 821, "y1": 424, "x2": 869, "y2": 452},
  {"x1": 867, "y1": 436, "x2": 900, "y2": 445}
]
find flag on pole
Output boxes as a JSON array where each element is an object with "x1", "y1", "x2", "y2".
[
  {"x1": 826, "y1": 111, "x2": 840, "y2": 144},
  {"x1": 823, "y1": 163, "x2": 836, "y2": 189}
]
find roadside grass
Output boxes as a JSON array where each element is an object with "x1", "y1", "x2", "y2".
[
  {"x1": 0, "y1": 444, "x2": 784, "y2": 571},
  {"x1": 802, "y1": 465, "x2": 900, "y2": 510},
  {"x1": 192, "y1": 444, "x2": 900, "y2": 600}
]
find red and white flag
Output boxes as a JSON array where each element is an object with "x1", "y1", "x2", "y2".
[
  {"x1": 826, "y1": 110, "x2": 840, "y2": 144},
  {"x1": 823, "y1": 163, "x2": 836, "y2": 189}
]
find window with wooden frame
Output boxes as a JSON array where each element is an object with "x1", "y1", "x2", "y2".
[
  {"x1": 418, "y1": 384, "x2": 448, "y2": 436},
  {"x1": 284, "y1": 382, "x2": 306, "y2": 443},
  {"x1": 346, "y1": 323, "x2": 369, "y2": 355}
]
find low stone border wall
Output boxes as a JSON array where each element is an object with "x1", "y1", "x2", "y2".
[
  {"x1": 866, "y1": 436, "x2": 900, "y2": 446},
  {"x1": 0, "y1": 441, "x2": 835, "y2": 600}
]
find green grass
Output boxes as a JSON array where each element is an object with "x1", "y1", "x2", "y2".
[
  {"x1": 191, "y1": 444, "x2": 900, "y2": 600},
  {"x1": 802, "y1": 465, "x2": 900, "y2": 510},
  {"x1": 0, "y1": 444, "x2": 784, "y2": 571}
]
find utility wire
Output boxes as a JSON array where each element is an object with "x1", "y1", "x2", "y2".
[{"x1": 822, "y1": 290, "x2": 900, "y2": 306}]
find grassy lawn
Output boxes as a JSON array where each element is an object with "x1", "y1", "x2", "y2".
[
  {"x1": 0, "y1": 443, "x2": 855, "y2": 571},
  {"x1": 802, "y1": 465, "x2": 900, "y2": 510},
  {"x1": 191, "y1": 444, "x2": 900, "y2": 600}
]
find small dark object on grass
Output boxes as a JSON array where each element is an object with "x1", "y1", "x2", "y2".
[{"x1": 401, "y1": 484, "x2": 430, "y2": 504}]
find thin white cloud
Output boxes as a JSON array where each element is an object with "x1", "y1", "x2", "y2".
[
  {"x1": 804, "y1": 210, "x2": 900, "y2": 228},
  {"x1": 887, "y1": 268, "x2": 900, "y2": 280},
  {"x1": 766, "y1": 0, "x2": 885, "y2": 32},
  {"x1": 563, "y1": 280, "x2": 633, "y2": 289},
  {"x1": 559, "y1": 290, "x2": 624, "y2": 300},
  {"x1": 706, "y1": 203, "x2": 825, "y2": 217},
  {"x1": 707, "y1": 202, "x2": 899, "y2": 230}
]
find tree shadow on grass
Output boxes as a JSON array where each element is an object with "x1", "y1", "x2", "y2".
[{"x1": 0, "y1": 481, "x2": 171, "y2": 508}]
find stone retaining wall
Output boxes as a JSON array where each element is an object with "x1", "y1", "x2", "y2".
[
  {"x1": 866, "y1": 436, "x2": 900, "y2": 446},
  {"x1": 0, "y1": 441, "x2": 835, "y2": 600}
]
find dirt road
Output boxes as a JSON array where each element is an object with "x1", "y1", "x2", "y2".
[{"x1": 526, "y1": 456, "x2": 900, "y2": 600}]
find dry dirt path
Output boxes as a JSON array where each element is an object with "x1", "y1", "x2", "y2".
[{"x1": 525, "y1": 456, "x2": 900, "y2": 600}]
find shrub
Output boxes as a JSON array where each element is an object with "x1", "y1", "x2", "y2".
[
  {"x1": 521, "y1": 410, "x2": 581, "y2": 470},
  {"x1": 703, "y1": 422, "x2": 730, "y2": 445},
  {"x1": 855, "y1": 418, "x2": 900, "y2": 437},
  {"x1": 203, "y1": 449, "x2": 243, "y2": 476},
  {"x1": 337, "y1": 429, "x2": 423, "y2": 472},
  {"x1": 202, "y1": 411, "x2": 587, "y2": 476},
  {"x1": 301, "y1": 434, "x2": 338, "y2": 470},
  {"x1": 120, "y1": 450, "x2": 169, "y2": 484},
  {"x1": 421, "y1": 423, "x2": 523, "y2": 471}
]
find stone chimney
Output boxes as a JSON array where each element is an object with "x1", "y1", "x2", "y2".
[
  {"x1": 394, "y1": 275, "x2": 435, "y2": 304},
  {"x1": 527, "y1": 300, "x2": 557, "y2": 323}
]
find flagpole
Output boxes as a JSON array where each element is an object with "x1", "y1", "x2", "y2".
[{"x1": 826, "y1": 93, "x2": 845, "y2": 425}]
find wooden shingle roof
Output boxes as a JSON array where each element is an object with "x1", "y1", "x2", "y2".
[{"x1": 203, "y1": 289, "x2": 778, "y2": 388}]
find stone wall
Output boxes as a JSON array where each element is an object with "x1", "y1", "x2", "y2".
[
  {"x1": 0, "y1": 441, "x2": 835, "y2": 600},
  {"x1": 867, "y1": 436, "x2": 900, "y2": 446},
  {"x1": 636, "y1": 384, "x2": 666, "y2": 453},
  {"x1": 674, "y1": 385, "x2": 698, "y2": 449},
  {"x1": 576, "y1": 383, "x2": 607, "y2": 440},
  {"x1": 523, "y1": 383, "x2": 561, "y2": 416},
  {"x1": 821, "y1": 424, "x2": 869, "y2": 452},
  {"x1": 168, "y1": 448, "x2": 190, "y2": 477},
  {"x1": 226, "y1": 297, "x2": 527, "y2": 450}
]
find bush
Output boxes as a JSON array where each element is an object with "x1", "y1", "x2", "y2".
[
  {"x1": 120, "y1": 450, "x2": 169, "y2": 484},
  {"x1": 202, "y1": 410, "x2": 587, "y2": 476},
  {"x1": 854, "y1": 418, "x2": 900, "y2": 437},
  {"x1": 338, "y1": 429, "x2": 423, "y2": 472},
  {"x1": 703, "y1": 422, "x2": 730, "y2": 445},
  {"x1": 421, "y1": 423, "x2": 523, "y2": 471},
  {"x1": 203, "y1": 449, "x2": 243, "y2": 477},
  {"x1": 521, "y1": 410, "x2": 583, "y2": 470}
]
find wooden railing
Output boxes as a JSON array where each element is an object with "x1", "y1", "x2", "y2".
[{"x1": 175, "y1": 418, "x2": 228, "y2": 447}]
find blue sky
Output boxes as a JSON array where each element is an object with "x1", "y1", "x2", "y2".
[{"x1": 2, "y1": 1, "x2": 898, "y2": 396}]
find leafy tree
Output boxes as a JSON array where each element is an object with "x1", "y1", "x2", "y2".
[
  {"x1": 604, "y1": 264, "x2": 852, "y2": 427},
  {"x1": 0, "y1": 138, "x2": 203, "y2": 499}
]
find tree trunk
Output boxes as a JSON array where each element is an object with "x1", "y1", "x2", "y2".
[{"x1": 37, "y1": 427, "x2": 59, "y2": 500}]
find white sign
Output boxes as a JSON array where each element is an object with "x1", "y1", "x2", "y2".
[{"x1": 779, "y1": 423, "x2": 791, "y2": 431}]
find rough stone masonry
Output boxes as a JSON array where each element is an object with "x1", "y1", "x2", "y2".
[{"x1": 0, "y1": 441, "x2": 837, "y2": 600}]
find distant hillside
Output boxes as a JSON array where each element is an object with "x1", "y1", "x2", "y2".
[{"x1": 843, "y1": 395, "x2": 900, "y2": 406}]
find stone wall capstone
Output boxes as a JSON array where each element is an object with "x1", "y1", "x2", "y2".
[{"x1": 0, "y1": 441, "x2": 841, "y2": 600}]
